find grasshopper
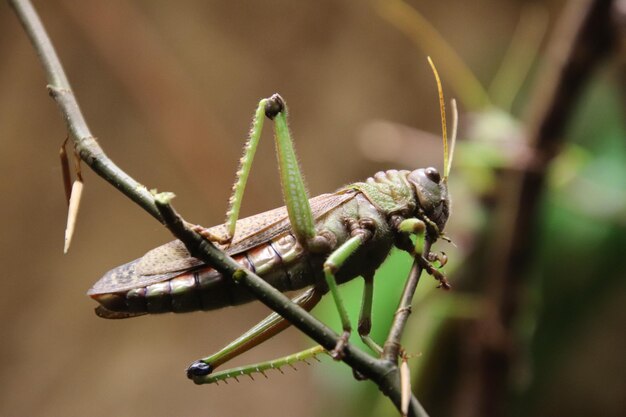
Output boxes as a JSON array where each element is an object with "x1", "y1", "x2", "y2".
[{"x1": 88, "y1": 59, "x2": 456, "y2": 384}]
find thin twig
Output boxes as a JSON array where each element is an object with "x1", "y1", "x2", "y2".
[
  {"x1": 58, "y1": 0, "x2": 242, "y2": 210},
  {"x1": 9, "y1": 1, "x2": 430, "y2": 415},
  {"x1": 9, "y1": 0, "x2": 161, "y2": 222},
  {"x1": 382, "y1": 241, "x2": 431, "y2": 362}
]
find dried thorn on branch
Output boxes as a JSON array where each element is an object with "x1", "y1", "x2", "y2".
[
  {"x1": 400, "y1": 356, "x2": 411, "y2": 417},
  {"x1": 61, "y1": 137, "x2": 85, "y2": 254},
  {"x1": 64, "y1": 179, "x2": 83, "y2": 254}
]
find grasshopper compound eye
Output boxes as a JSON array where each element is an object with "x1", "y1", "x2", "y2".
[{"x1": 424, "y1": 167, "x2": 441, "y2": 183}]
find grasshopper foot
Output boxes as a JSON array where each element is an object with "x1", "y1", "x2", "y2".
[
  {"x1": 186, "y1": 360, "x2": 212, "y2": 379},
  {"x1": 330, "y1": 330, "x2": 350, "y2": 360},
  {"x1": 417, "y1": 255, "x2": 451, "y2": 290},
  {"x1": 427, "y1": 251, "x2": 448, "y2": 268},
  {"x1": 191, "y1": 224, "x2": 232, "y2": 245}
]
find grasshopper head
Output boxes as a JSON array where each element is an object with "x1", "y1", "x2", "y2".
[{"x1": 408, "y1": 167, "x2": 450, "y2": 234}]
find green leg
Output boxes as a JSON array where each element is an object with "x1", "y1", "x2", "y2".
[
  {"x1": 194, "y1": 345, "x2": 327, "y2": 385},
  {"x1": 398, "y1": 218, "x2": 426, "y2": 256},
  {"x1": 267, "y1": 95, "x2": 316, "y2": 245},
  {"x1": 223, "y1": 100, "x2": 266, "y2": 240},
  {"x1": 221, "y1": 94, "x2": 316, "y2": 246},
  {"x1": 358, "y1": 273, "x2": 383, "y2": 355},
  {"x1": 188, "y1": 95, "x2": 337, "y2": 381},
  {"x1": 398, "y1": 217, "x2": 451, "y2": 289},
  {"x1": 187, "y1": 286, "x2": 324, "y2": 381},
  {"x1": 323, "y1": 234, "x2": 367, "y2": 359}
]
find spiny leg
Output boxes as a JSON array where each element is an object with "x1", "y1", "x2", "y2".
[
  {"x1": 190, "y1": 99, "x2": 268, "y2": 244},
  {"x1": 198, "y1": 94, "x2": 317, "y2": 247},
  {"x1": 265, "y1": 95, "x2": 317, "y2": 246},
  {"x1": 194, "y1": 345, "x2": 327, "y2": 385},
  {"x1": 187, "y1": 286, "x2": 324, "y2": 381},
  {"x1": 190, "y1": 94, "x2": 350, "y2": 371},
  {"x1": 222, "y1": 99, "x2": 268, "y2": 241},
  {"x1": 358, "y1": 272, "x2": 383, "y2": 355}
]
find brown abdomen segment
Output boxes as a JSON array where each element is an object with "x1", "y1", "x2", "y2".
[{"x1": 91, "y1": 234, "x2": 320, "y2": 318}]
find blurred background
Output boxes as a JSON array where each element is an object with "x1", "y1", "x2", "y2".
[{"x1": 1, "y1": 1, "x2": 624, "y2": 416}]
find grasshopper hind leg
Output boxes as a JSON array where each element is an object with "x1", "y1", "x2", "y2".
[
  {"x1": 187, "y1": 359, "x2": 211, "y2": 377},
  {"x1": 187, "y1": 286, "x2": 325, "y2": 382}
]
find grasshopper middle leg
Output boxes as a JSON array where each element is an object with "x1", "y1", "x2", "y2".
[{"x1": 358, "y1": 272, "x2": 383, "y2": 354}]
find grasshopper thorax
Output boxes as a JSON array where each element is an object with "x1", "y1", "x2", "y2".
[{"x1": 407, "y1": 167, "x2": 450, "y2": 235}]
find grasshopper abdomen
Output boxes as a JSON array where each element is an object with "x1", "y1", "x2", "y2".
[{"x1": 90, "y1": 233, "x2": 321, "y2": 318}]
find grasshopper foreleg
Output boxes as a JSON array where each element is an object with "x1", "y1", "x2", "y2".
[
  {"x1": 417, "y1": 257, "x2": 451, "y2": 290},
  {"x1": 396, "y1": 216, "x2": 452, "y2": 290},
  {"x1": 427, "y1": 251, "x2": 448, "y2": 268}
]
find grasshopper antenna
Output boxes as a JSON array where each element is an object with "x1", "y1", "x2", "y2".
[
  {"x1": 427, "y1": 56, "x2": 456, "y2": 182},
  {"x1": 448, "y1": 98, "x2": 458, "y2": 180}
]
